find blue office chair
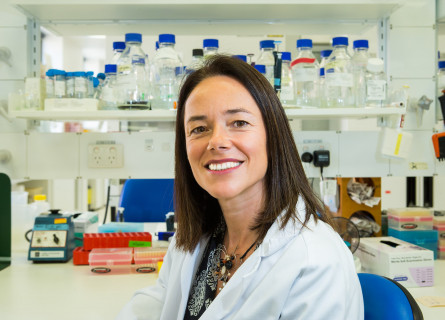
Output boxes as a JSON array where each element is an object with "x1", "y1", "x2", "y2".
[
  {"x1": 118, "y1": 179, "x2": 174, "y2": 223},
  {"x1": 358, "y1": 273, "x2": 423, "y2": 320}
]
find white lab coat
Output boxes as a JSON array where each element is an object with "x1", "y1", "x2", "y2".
[{"x1": 117, "y1": 200, "x2": 364, "y2": 320}]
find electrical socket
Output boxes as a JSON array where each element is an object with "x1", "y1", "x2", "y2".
[{"x1": 88, "y1": 144, "x2": 124, "y2": 168}]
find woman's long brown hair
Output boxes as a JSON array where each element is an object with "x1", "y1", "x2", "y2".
[{"x1": 174, "y1": 55, "x2": 331, "y2": 252}]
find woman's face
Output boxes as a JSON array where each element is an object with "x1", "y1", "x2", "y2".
[{"x1": 184, "y1": 75, "x2": 268, "y2": 203}]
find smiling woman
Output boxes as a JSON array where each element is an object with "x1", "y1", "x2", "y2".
[{"x1": 117, "y1": 55, "x2": 364, "y2": 320}]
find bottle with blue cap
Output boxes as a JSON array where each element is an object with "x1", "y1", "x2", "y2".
[
  {"x1": 153, "y1": 33, "x2": 183, "y2": 110},
  {"x1": 280, "y1": 52, "x2": 295, "y2": 106},
  {"x1": 325, "y1": 36, "x2": 354, "y2": 108},
  {"x1": 203, "y1": 39, "x2": 219, "y2": 58},
  {"x1": 256, "y1": 40, "x2": 275, "y2": 86},
  {"x1": 45, "y1": 69, "x2": 55, "y2": 99},
  {"x1": 66, "y1": 72, "x2": 74, "y2": 98},
  {"x1": 53, "y1": 70, "x2": 67, "y2": 99},
  {"x1": 99, "y1": 64, "x2": 119, "y2": 110},
  {"x1": 319, "y1": 50, "x2": 332, "y2": 108},
  {"x1": 365, "y1": 58, "x2": 387, "y2": 108},
  {"x1": 352, "y1": 40, "x2": 370, "y2": 107},
  {"x1": 86, "y1": 71, "x2": 95, "y2": 98},
  {"x1": 74, "y1": 71, "x2": 87, "y2": 99},
  {"x1": 291, "y1": 39, "x2": 319, "y2": 108},
  {"x1": 111, "y1": 41, "x2": 126, "y2": 64},
  {"x1": 116, "y1": 33, "x2": 150, "y2": 109}
]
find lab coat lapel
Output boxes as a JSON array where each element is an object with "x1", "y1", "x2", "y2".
[{"x1": 176, "y1": 237, "x2": 209, "y2": 320}]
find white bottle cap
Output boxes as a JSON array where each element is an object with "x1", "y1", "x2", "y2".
[{"x1": 367, "y1": 58, "x2": 384, "y2": 73}]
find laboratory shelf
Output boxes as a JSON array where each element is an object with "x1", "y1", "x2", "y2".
[
  {"x1": 12, "y1": 0, "x2": 403, "y2": 36},
  {"x1": 9, "y1": 107, "x2": 405, "y2": 122}
]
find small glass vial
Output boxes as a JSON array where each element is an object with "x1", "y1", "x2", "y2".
[
  {"x1": 66, "y1": 72, "x2": 75, "y2": 98},
  {"x1": 53, "y1": 70, "x2": 66, "y2": 98},
  {"x1": 45, "y1": 69, "x2": 55, "y2": 98},
  {"x1": 256, "y1": 40, "x2": 275, "y2": 87},
  {"x1": 74, "y1": 71, "x2": 87, "y2": 99},
  {"x1": 365, "y1": 58, "x2": 387, "y2": 108},
  {"x1": 203, "y1": 39, "x2": 219, "y2": 57}
]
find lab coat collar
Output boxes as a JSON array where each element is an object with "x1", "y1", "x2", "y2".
[{"x1": 198, "y1": 198, "x2": 309, "y2": 320}]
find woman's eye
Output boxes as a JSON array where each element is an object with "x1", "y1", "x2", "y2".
[
  {"x1": 190, "y1": 126, "x2": 206, "y2": 135},
  {"x1": 233, "y1": 120, "x2": 249, "y2": 128}
]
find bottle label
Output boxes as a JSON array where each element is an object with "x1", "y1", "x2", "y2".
[
  {"x1": 326, "y1": 72, "x2": 353, "y2": 87},
  {"x1": 366, "y1": 80, "x2": 386, "y2": 100},
  {"x1": 290, "y1": 58, "x2": 316, "y2": 68},
  {"x1": 132, "y1": 57, "x2": 145, "y2": 65},
  {"x1": 292, "y1": 68, "x2": 317, "y2": 82},
  {"x1": 118, "y1": 64, "x2": 132, "y2": 74}
]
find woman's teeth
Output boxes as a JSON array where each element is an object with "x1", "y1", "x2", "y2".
[{"x1": 208, "y1": 162, "x2": 241, "y2": 171}]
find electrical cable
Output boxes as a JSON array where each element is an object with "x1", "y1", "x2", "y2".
[
  {"x1": 103, "y1": 184, "x2": 111, "y2": 225},
  {"x1": 25, "y1": 229, "x2": 32, "y2": 242}
]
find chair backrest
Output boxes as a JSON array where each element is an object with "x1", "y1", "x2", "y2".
[
  {"x1": 358, "y1": 273, "x2": 423, "y2": 320},
  {"x1": 118, "y1": 179, "x2": 174, "y2": 223},
  {"x1": 0, "y1": 173, "x2": 11, "y2": 271}
]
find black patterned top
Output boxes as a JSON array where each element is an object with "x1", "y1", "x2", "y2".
[{"x1": 183, "y1": 224, "x2": 226, "y2": 319}]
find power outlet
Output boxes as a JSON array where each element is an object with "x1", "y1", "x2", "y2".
[{"x1": 88, "y1": 144, "x2": 124, "y2": 168}]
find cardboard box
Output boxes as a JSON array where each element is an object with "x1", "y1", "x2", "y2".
[{"x1": 355, "y1": 236, "x2": 434, "y2": 287}]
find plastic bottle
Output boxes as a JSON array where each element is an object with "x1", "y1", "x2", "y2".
[
  {"x1": 256, "y1": 40, "x2": 275, "y2": 86},
  {"x1": 53, "y1": 70, "x2": 66, "y2": 98},
  {"x1": 325, "y1": 36, "x2": 354, "y2": 108},
  {"x1": 438, "y1": 61, "x2": 445, "y2": 96},
  {"x1": 365, "y1": 58, "x2": 387, "y2": 108},
  {"x1": 189, "y1": 49, "x2": 204, "y2": 72},
  {"x1": 66, "y1": 72, "x2": 75, "y2": 98},
  {"x1": 111, "y1": 41, "x2": 126, "y2": 64},
  {"x1": 99, "y1": 64, "x2": 118, "y2": 110},
  {"x1": 116, "y1": 33, "x2": 150, "y2": 109},
  {"x1": 291, "y1": 39, "x2": 319, "y2": 108},
  {"x1": 280, "y1": 52, "x2": 295, "y2": 107},
  {"x1": 45, "y1": 69, "x2": 55, "y2": 98},
  {"x1": 74, "y1": 71, "x2": 88, "y2": 99},
  {"x1": 319, "y1": 50, "x2": 332, "y2": 108},
  {"x1": 203, "y1": 39, "x2": 219, "y2": 58},
  {"x1": 152, "y1": 33, "x2": 183, "y2": 110},
  {"x1": 28, "y1": 194, "x2": 51, "y2": 221},
  {"x1": 352, "y1": 40, "x2": 370, "y2": 107}
]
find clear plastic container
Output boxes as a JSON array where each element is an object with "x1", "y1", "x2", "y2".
[
  {"x1": 256, "y1": 40, "x2": 275, "y2": 86},
  {"x1": 74, "y1": 71, "x2": 88, "y2": 99},
  {"x1": 29, "y1": 194, "x2": 51, "y2": 219},
  {"x1": 45, "y1": 69, "x2": 55, "y2": 98},
  {"x1": 99, "y1": 64, "x2": 118, "y2": 110},
  {"x1": 203, "y1": 38, "x2": 219, "y2": 57},
  {"x1": 365, "y1": 58, "x2": 387, "y2": 108},
  {"x1": 53, "y1": 70, "x2": 66, "y2": 98},
  {"x1": 352, "y1": 40, "x2": 369, "y2": 107},
  {"x1": 89, "y1": 248, "x2": 133, "y2": 274},
  {"x1": 116, "y1": 33, "x2": 150, "y2": 109},
  {"x1": 280, "y1": 52, "x2": 295, "y2": 107},
  {"x1": 133, "y1": 247, "x2": 167, "y2": 273},
  {"x1": 325, "y1": 36, "x2": 354, "y2": 108},
  {"x1": 66, "y1": 72, "x2": 75, "y2": 98},
  {"x1": 387, "y1": 207, "x2": 433, "y2": 231},
  {"x1": 152, "y1": 33, "x2": 183, "y2": 110},
  {"x1": 291, "y1": 39, "x2": 319, "y2": 108},
  {"x1": 111, "y1": 41, "x2": 126, "y2": 64}
]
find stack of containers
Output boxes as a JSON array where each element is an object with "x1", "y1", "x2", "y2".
[
  {"x1": 387, "y1": 208, "x2": 438, "y2": 259},
  {"x1": 433, "y1": 215, "x2": 445, "y2": 259}
]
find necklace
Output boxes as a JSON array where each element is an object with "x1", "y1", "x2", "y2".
[{"x1": 215, "y1": 239, "x2": 258, "y2": 291}]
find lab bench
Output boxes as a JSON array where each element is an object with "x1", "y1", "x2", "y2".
[{"x1": 0, "y1": 249, "x2": 444, "y2": 320}]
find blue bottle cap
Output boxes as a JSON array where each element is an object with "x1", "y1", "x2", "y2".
[
  {"x1": 66, "y1": 72, "x2": 73, "y2": 77},
  {"x1": 232, "y1": 55, "x2": 247, "y2": 62},
  {"x1": 125, "y1": 33, "x2": 142, "y2": 43},
  {"x1": 93, "y1": 77, "x2": 99, "y2": 88},
  {"x1": 353, "y1": 40, "x2": 369, "y2": 49},
  {"x1": 203, "y1": 39, "x2": 219, "y2": 48},
  {"x1": 260, "y1": 40, "x2": 275, "y2": 49},
  {"x1": 76, "y1": 71, "x2": 86, "y2": 77},
  {"x1": 320, "y1": 50, "x2": 332, "y2": 58},
  {"x1": 53, "y1": 69, "x2": 66, "y2": 76},
  {"x1": 46, "y1": 69, "x2": 55, "y2": 77},
  {"x1": 86, "y1": 71, "x2": 94, "y2": 77},
  {"x1": 319, "y1": 68, "x2": 325, "y2": 77},
  {"x1": 297, "y1": 39, "x2": 312, "y2": 48},
  {"x1": 332, "y1": 37, "x2": 348, "y2": 47},
  {"x1": 281, "y1": 52, "x2": 291, "y2": 61},
  {"x1": 254, "y1": 64, "x2": 266, "y2": 74},
  {"x1": 439, "y1": 61, "x2": 445, "y2": 69},
  {"x1": 175, "y1": 66, "x2": 186, "y2": 76},
  {"x1": 159, "y1": 34, "x2": 175, "y2": 44},
  {"x1": 105, "y1": 64, "x2": 117, "y2": 74},
  {"x1": 97, "y1": 73, "x2": 106, "y2": 80},
  {"x1": 113, "y1": 41, "x2": 126, "y2": 51}
]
